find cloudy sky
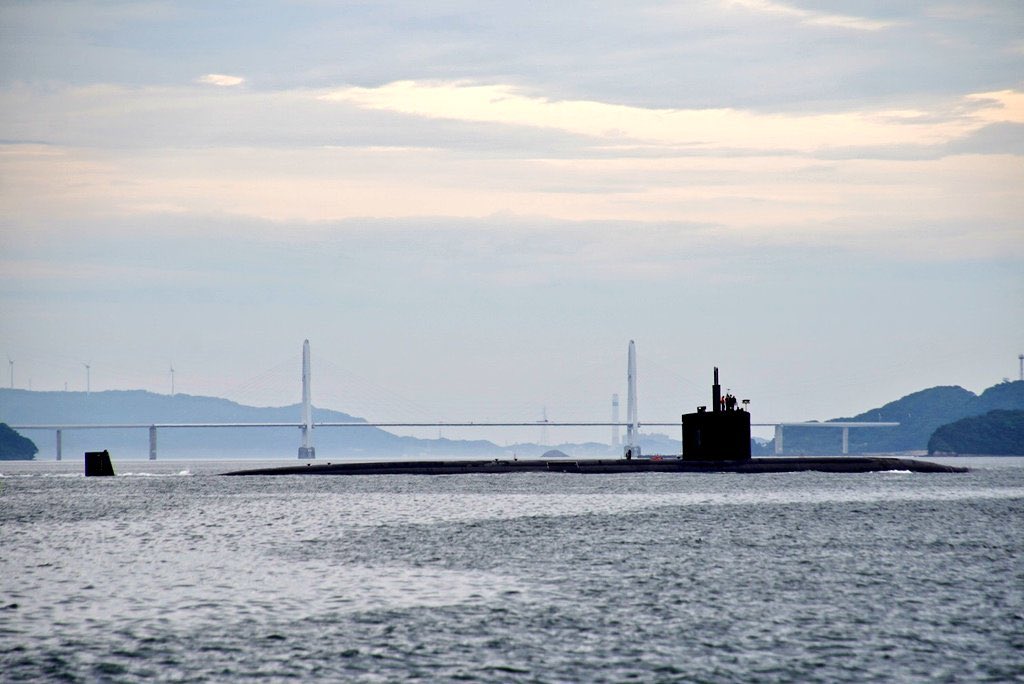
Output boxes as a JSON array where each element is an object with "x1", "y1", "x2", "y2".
[{"x1": 1, "y1": 1, "x2": 1022, "y2": 442}]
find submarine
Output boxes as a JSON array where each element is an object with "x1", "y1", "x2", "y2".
[{"x1": 223, "y1": 368, "x2": 966, "y2": 476}]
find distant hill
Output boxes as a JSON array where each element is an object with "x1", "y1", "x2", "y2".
[
  {"x1": 974, "y1": 381, "x2": 1024, "y2": 413},
  {"x1": 775, "y1": 381, "x2": 1024, "y2": 455},
  {"x1": 0, "y1": 388, "x2": 677, "y2": 459},
  {"x1": 928, "y1": 410, "x2": 1024, "y2": 455},
  {"x1": 0, "y1": 389, "x2": 505, "y2": 459},
  {"x1": 0, "y1": 423, "x2": 37, "y2": 460}
]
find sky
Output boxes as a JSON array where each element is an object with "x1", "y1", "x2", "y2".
[{"x1": 1, "y1": 0, "x2": 1022, "y2": 443}]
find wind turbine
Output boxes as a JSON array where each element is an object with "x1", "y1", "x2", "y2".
[
  {"x1": 170, "y1": 363, "x2": 175, "y2": 396},
  {"x1": 7, "y1": 356, "x2": 12, "y2": 389},
  {"x1": 83, "y1": 362, "x2": 91, "y2": 395}
]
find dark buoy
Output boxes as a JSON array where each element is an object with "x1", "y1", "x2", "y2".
[{"x1": 84, "y1": 450, "x2": 115, "y2": 477}]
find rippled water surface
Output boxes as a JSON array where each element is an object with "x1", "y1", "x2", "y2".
[{"x1": 2, "y1": 458, "x2": 1022, "y2": 682}]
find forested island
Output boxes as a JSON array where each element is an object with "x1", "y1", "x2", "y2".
[
  {"x1": 928, "y1": 410, "x2": 1024, "y2": 455},
  {"x1": 0, "y1": 423, "x2": 37, "y2": 460}
]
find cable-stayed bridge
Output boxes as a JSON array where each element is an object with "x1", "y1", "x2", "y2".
[{"x1": 11, "y1": 340, "x2": 897, "y2": 460}]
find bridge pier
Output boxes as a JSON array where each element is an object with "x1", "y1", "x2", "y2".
[
  {"x1": 774, "y1": 425, "x2": 784, "y2": 455},
  {"x1": 149, "y1": 425, "x2": 157, "y2": 460},
  {"x1": 56, "y1": 429, "x2": 62, "y2": 461},
  {"x1": 842, "y1": 427, "x2": 849, "y2": 455}
]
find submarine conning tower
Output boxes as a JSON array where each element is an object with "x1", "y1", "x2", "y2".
[{"x1": 681, "y1": 367, "x2": 752, "y2": 462}]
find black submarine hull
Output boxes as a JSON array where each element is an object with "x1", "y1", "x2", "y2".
[{"x1": 223, "y1": 456, "x2": 966, "y2": 476}]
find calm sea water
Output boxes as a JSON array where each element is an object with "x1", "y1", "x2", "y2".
[{"x1": 1, "y1": 457, "x2": 1022, "y2": 682}]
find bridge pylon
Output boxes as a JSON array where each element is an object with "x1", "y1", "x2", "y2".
[{"x1": 298, "y1": 339, "x2": 316, "y2": 459}]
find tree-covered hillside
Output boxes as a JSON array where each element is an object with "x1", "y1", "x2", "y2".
[
  {"x1": 0, "y1": 423, "x2": 37, "y2": 460},
  {"x1": 928, "y1": 410, "x2": 1024, "y2": 455},
  {"x1": 774, "y1": 380, "x2": 1024, "y2": 455}
]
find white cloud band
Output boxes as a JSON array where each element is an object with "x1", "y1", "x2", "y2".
[{"x1": 197, "y1": 73, "x2": 245, "y2": 87}]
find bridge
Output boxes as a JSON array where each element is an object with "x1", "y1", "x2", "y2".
[
  {"x1": 768, "y1": 421, "x2": 900, "y2": 455},
  {"x1": 11, "y1": 340, "x2": 898, "y2": 460}
]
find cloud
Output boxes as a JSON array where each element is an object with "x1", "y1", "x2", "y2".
[
  {"x1": 965, "y1": 90, "x2": 1024, "y2": 124},
  {"x1": 5, "y1": 80, "x2": 1021, "y2": 160},
  {"x1": 2, "y1": 3, "x2": 1017, "y2": 112},
  {"x1": 322, "y1": 81, "x2": 1009, "y2": 154},
  {"x1": 197, "y1": 74, "x2": 245, "y2": 87},
  {"x1": 0, "y1": 79, "x2": 1020, "y2": 265},
  {"x1": 723, "y1": 0, "x2": 896, "y2": 31}
]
